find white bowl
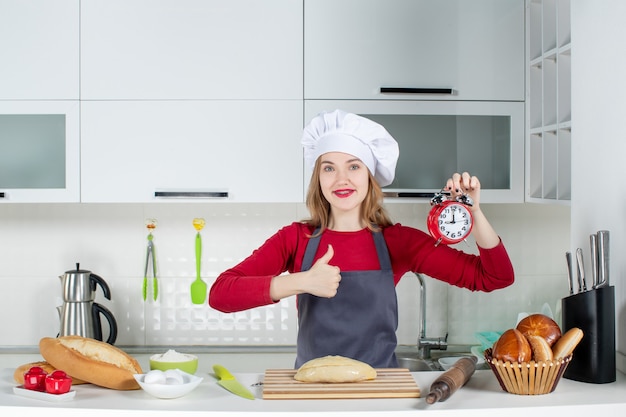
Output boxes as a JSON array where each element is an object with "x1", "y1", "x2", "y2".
[
  {"x1": 134, "y1": 370, "x2": 203, "y2": 399},
  {"x1": 438, "y1": 355, "x2": 484, "y2": 371},
  {"x1": 437, "y1": 357, "x2": 460, "y2": 371},
  {"x1": 471, "y1": 345, "x2": 488, "y2": 362}
]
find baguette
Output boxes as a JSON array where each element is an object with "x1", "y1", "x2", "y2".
[
  {"x1": 552, "y1": 327, "x2": 584, "y2": 359},
  {"x1": 13, "y1": 361, "x2": 87, "y2": 385},
  {"x1": 39, "y1": 336, "x2": 143, "y2": 390},
  {"x1": 294, "y1": 355, "x2": 377, "y2": 383}
]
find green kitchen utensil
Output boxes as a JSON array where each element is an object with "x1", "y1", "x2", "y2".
[
  {"x1": 213, "y1": 364, "x2": 255, "y2": 400},
  {"x1": 190, "y1": 218, "x2": 207, "y2": 304},
  {"x1": 143, "y1": 219, "x2": 158, "y2": 301}
]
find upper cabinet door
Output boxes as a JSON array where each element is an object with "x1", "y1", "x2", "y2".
[
  {"x1": 0, "y1": 0, "x2": 79, "y2": 99},
  {"x1": 305, "y1": 0, "x2": 524, "y2": 101},
  {"x1": 80, "y1": 100, "x2": 303, "y2": 203},
  {"x1": 80, "y1": 0, "x2": 303, "y2": 100},
  {"x1": 0, "y1": 101, "x2": 80, "y2": 203}
]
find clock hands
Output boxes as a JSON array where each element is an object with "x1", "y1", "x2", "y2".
[{"x1": 428, "y1": 189, "x2": 474, "y2": 246}]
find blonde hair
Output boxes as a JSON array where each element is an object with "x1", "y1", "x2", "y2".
[{"x1": 304, "y1": 159, "x2": 394, "y2": 236}]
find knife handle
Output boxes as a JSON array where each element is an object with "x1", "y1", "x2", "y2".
[
  {"x1": 575, "y1": 248, "x2": 587, "y2": 292},
  {"x1": 213, "y1": 364, "x2": 235, "y2": 380},
  {"x1": 597, "y1": 230, "x2": 610, "y2": 287},
  {"x1": 565, "y1": 251, "x2": 574, "y2": 295},
  {"x1": 589, "y1": 234, "x2": 598, "y2": 288}
]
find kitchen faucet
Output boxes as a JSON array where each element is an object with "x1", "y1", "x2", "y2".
[{"x1": 415, "y1": 273, "x2": 448, "y2": 359}]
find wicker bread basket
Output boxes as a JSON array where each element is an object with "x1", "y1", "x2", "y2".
[{"x1": 484, "y1": 348, "x2": 572, "y2": 395}]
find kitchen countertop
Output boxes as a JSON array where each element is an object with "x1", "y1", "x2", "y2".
[{"x1": 1, "y1": 353, "x2": 626, "y2": 416}]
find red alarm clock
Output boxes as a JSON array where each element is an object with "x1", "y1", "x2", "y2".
[{"x1": 427, "y1": 191, "x2": 474, "y2": 246}]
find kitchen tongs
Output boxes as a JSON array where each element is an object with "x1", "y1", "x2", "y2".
[{"x1": 143, "y1": 219, "x2": 158, "y2": 301}]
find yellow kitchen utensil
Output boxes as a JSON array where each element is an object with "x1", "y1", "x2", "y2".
[
  {"x1": 213, "y1": 364, "x2": 255, "y2": 400},
  {"x1": 190, "y1": 218, "x2": 207, "y2": 304}
]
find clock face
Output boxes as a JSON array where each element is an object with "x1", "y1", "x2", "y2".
[
  {"x1": 427, "y1": 201, "x2": 474, "y2": 245},
  {"x1": 438, "y1": 203, "x2": 472, "y2": 240}
]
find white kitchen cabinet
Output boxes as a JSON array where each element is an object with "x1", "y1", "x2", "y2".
[
  {"x1": 304, "y1": 0, "x2": 525, "y2": 102},
  {"x1": 80, "y1": 0, "x2": 302, "y2": 100},
  {"x1": 305, "y1": 100, "x2": 525, "y2": 203},
  {"x1": 0, "y1": 101, "x2": 80, "y2": 202},
  {"x1": 80, "y1": 101, "x2": 303, "y2": 203},
  {"x1": 526, "y1": 0, "x2": 571, "y2": 203},
  {"x1": 0, "y1": 0, "x2": 79, "y2": 99}
]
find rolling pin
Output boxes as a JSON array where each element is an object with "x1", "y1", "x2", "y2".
[{"x1": 425, "y1": 356, "x2": 477, "y2": 404}]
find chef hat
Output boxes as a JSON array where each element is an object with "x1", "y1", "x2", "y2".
[{"x1": 302, "y1": 109, "x2": 399, "y2": 187}]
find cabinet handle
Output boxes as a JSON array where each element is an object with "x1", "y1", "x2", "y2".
[
  {"x1": 154, "y1": 190, "x2": 229, "y2": 199},
  {"x1": 383, "y1": 191, "x2": 436, "y2": 199},
  {"x1": 380, "y1": 87, "x2": 454, "y2": 95}
]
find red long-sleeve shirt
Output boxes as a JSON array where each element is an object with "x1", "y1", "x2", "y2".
[{"x1": 209, "y1": 222, "x2": 514, "y2": 313}]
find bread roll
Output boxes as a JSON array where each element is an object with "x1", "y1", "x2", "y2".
[
  {"x1": 492, "y1": 329, "x2": 532, "y2": 363},
  {"x1": 294, "y1": 355, "x2": 377, "y2": 383},
  {"x1": 526, "y1": 335, "x2": 554, "y2": 362},
  {"x1": 516, "y1": 314, "x2": 561, "y2": 347},
  {"x1": 39, "y1": 336, "x2": 143, "y2": 390},
  {"x1": 13, "y1": 361, "x2": 87, "y2": 385},
  {"x1": 552, "y1": 327, "x2": 584, "y2": 359}
]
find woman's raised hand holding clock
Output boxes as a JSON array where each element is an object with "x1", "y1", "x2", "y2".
[{"x1": 445, "y1": 172, "x2": 481, "y2": 212}]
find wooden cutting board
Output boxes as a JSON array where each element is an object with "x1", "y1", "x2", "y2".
[{"x1": 262, "y1": 368, "x2": 420, "y2": 399}]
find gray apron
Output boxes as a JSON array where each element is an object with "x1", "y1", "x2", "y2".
[{"x1": 295, "y1": 228, "x2": 399, "y2": 368}]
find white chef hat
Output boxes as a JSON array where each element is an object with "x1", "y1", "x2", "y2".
[{"x1": 302, "y1": 109, "x2": 399, "y2": 187}]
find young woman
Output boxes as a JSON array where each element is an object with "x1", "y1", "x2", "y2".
[{"x1": 209, "y1": 110, "x2": 515, "y2": 368}]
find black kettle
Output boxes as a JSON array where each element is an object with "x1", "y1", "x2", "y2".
[{"x1": 57, "y1": 264, "x2": 118, "y2": 344}]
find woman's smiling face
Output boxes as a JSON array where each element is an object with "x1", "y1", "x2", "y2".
[{"x1": 318, "y1": 152, "x2": 370, "y2": 214}]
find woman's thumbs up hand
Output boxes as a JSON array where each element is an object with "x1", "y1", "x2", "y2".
[
  {"x1": 306, "y1": 244, "x2": 342, "y2": 298},
  {"x1": 314, "y1": 243, "x2": 335, "y2": 266},
  {"x1": 269, "y1": 245, "x2": 342, "y2": 302}
]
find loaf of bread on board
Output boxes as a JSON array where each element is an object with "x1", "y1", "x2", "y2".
[
  {"x1": 13, "y1": 360, "x2": 87, "y2": 385},
  {"x1": 294, "y1": 355, "x2": 377, "y2": 383},
  {"x1": 39, "y1": 336, "x2": 143, "y2": 390}
]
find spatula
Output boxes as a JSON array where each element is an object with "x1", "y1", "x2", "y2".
[{"x1": 190, "y1": 218, "x2": 207, "y2": 304}]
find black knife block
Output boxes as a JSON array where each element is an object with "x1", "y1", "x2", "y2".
[{"x1": 561, "y1": 286, "x2": 616, "y2": 383}]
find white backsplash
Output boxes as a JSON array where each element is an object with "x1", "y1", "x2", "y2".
[{"x1": 0, "y1": 202, "x2": 570, "y2": 349}]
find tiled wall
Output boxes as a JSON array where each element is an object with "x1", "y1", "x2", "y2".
[{"x1": 0, "y1": 202, "x2": 570, "y2": 349}]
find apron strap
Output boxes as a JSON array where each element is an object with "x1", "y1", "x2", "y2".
[
  {"x1": 372, "y1": 228, "x2": 392, "y2": 271},
  {"x1": 301, "y1": 228, "x2": 322, "y2": 271},
  {"x1": 301, "y1": 227, "x2": 392, "y2": 272}
]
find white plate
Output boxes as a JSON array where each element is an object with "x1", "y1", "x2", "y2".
[
  {"x1": 134, "y1": 370, "x2": 203, "y2": 399},
  {"x1": 13, "y1": 386, "x2": 76, "y2": 402}
]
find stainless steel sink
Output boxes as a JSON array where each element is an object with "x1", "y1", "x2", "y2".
[
  {"x1": 396, "y1": 356, "x2": 441, "y2": 371},
  {"x1": 395, "y1": 344, "x2": 488, "y2": 372}
]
